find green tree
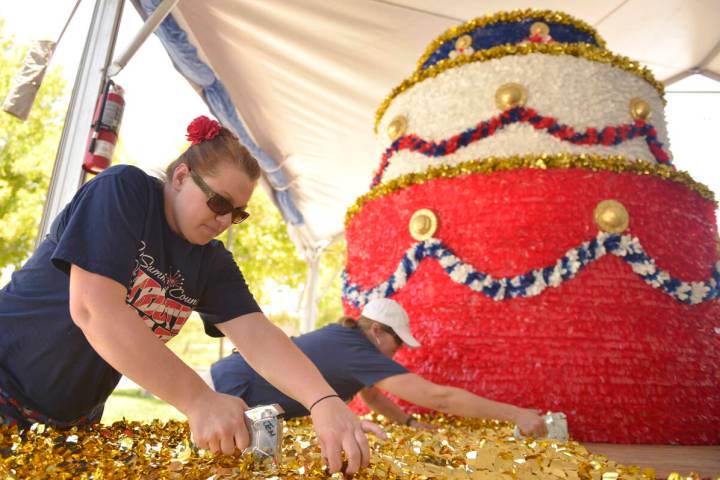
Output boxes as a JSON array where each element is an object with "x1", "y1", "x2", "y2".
[
  {"x1": 225, "y1": 188, "x2": 346, "y2": 325},
  {"x1": 0, "y1": 24, "x2": 66, "y2": 269},
  {"x1": 316, "y1": 239, "x2": 346, "y2": 326},
  {"x1": 226, "y1": 187, "x2": 308, "y2": 302}
]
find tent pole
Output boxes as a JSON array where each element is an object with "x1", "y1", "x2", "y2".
[
  {"x1": 36, "y1": 0, "x2": 125, "y2": 246},
  {"x1": 108, "y1": 0, "x2": 181, "y2": 77},
  {"x1": 300, "y1": 248, "x2": 321, "y2": 333},
  {"x1": 699, "y1": 70, "x2": 720, "y2": 83}
]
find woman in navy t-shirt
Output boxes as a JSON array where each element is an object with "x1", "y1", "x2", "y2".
[
  {"x1": 0, "y1": 116, "x2": 377, "y2": 475},
  {"x1": 211, "y1": 298, "x2": 548, "y2": 437}
]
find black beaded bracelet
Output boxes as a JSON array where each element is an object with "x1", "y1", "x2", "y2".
[{"x1": 309, "y1": 394, "x2": 340, "y2": 412}]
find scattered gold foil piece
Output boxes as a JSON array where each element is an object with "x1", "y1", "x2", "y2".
[
  {"x1": 347, "y1": 155, "x2": 717, "y2": 225},
  {"x1": 0, "y1": 415, "x2": 702, "y2": 479}
]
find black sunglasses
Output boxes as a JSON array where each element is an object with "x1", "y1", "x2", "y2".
[
  {"x1": 189, "y1": 168, "x2": 250, "y2": 224},
  {"x1": 381, "y1": 325, "x2": 403, "y2": 347}
]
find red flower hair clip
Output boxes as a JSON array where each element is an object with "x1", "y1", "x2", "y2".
[{"x1": 186, "y1": 115, "x2": 222, "y2": 145}]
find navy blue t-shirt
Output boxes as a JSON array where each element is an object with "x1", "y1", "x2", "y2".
[
  {"x1": 0, "y1": 165, "x2": 260, "y2": 422},
  {"x1": 211, "y1": 323, "x2": 408, "y2": 419}
]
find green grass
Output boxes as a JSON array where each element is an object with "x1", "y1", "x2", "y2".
[
  {"x1": 102, "y1": 389, "x2": 184, "y2": 424},
  {"x1": 101, "y1": 316, "x2": 214, "y2": 424},
  {"x1": 165, "y1": 314, "x2": 226, "y2": 369}
]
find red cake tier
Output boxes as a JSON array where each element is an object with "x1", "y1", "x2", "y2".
[{"x1": 344, "y1": 167, "x2": 720, "y2": 444}]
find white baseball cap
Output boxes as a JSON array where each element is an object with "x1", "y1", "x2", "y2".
[{"x1": 361, "y1": 298, "x2": 421, "y2": 348}]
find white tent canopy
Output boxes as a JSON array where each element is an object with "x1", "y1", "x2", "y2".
[
  {"x1": 36, "y1": 0, "x2": 720, "y2": 330},
  {"x1": 130, "y1": 0, "x2": 720, "y2": 252}
]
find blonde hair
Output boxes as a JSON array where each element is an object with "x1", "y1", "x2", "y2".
[{"x1": 164, "y1": 127, "x2": 261, "y2": 181}]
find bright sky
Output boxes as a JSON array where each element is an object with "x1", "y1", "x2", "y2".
[{"x1": 1, "y1": 0, "x2": 719, "y2": 226}]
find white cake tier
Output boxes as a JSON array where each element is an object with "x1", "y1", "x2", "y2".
[{"x1": 376, "y1": 53, "x2": 671, "y2": 184}]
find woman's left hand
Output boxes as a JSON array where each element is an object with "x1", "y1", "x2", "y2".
[
  {"x1": 309, "y1": 396, "x2": 373, "y2": 475},
  {"x1": 407, "y1": 418, "x2": 437, "y2": 430},
  {"x1": 515, "y1": 408, "x2": 548, "y2": 437}
]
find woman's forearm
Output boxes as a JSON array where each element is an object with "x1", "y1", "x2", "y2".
[
  {"x1": 377, "y1": 374, "x2": 520, "y2": 423},
  {"x1": 73, "y1": 298, "x2": 210, "y2": 415},
  {"x1": 69, "y1": 265, "x2": 211, "y2": 415},
  {"x1": 359, "y1": 388, "x2": 409, "y2": 424},
  {"x1": 436, "y1": 386, "x2": 518, "y2": 421}
]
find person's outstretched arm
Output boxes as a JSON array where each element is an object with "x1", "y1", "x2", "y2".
[
  {"x1": 359, "y1": 387, "x2": 434, "y2": 429},
  {"x1": 69, "y1": 265, "x2": 252, "y2": 456},
  {"x1": 375, "y1": 373, "x2": 547, "y2": 436},
  {"x1": 219, "y1": 313, "x2": 384, "y2": 474},
  {"x1": 71, "y1": 265, "x2": 378, "y2": 474}
]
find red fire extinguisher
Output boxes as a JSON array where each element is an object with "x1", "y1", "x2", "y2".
[{"x1": 83, "y1": 80, "x2": 125, "y2": 175}]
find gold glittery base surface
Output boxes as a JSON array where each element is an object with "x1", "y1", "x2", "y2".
[{"x1": 0, "y1": 415, "x2": 709, "y2": 479}]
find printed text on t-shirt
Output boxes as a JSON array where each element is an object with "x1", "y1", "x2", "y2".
[{"x1": 125, "y1": 241, "x2": 198, "y2": 342}]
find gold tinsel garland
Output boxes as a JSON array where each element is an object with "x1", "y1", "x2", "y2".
[
  {"x1": 0, "y1": 415, "x2": 698, "y2": 479},
  {"x1": 345, "y1": 155, "x2": 716, "y2": 226},
  {"x1": 414, "y1": 9, "x2": 608, "y2": 71},
  {"x1": 374, "y1": 43, "x2": 665, "y2": 133}
]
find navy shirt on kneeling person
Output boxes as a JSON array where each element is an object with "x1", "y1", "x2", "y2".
[{"x1": 211, "y1": 323, "x2": 408, "y2": 418}]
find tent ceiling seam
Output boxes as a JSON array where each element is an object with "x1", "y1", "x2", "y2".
[
  {"x1": 592, "y1": 0, "x2": 630, "y2": 27},
  {"x1": 698, "y1": 38, "x2": 720, "y2": 68},
  {"x1": 365, "y1": 0, "x2": 465, "y2": 23}
]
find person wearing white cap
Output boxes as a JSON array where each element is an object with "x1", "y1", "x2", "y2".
[{"x1": 210, "y1": 298, "x2": 547, "y2": 436}]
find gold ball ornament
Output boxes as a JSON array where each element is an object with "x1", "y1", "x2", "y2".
[
  {"x1": 593, "y1": 200, "x2": 630, "y2": 233},
  {"x1": 495, "y1": 83, "x2": 528, "y2": 110},
  {"x1": 629, "y1": 97, "x2": 652, "y2": 120},
  {"x1": 455, "y1": 34, "x2": 472, "y2": 50},
  {"x1": 409, "y1": 209, "x2": 438, "y2": 241},
  {"x1": 530, "y1": 21, "x2": 550, "y2": 37},
  {"x1": 387, "y1": 115, "x2": 408, "y2": 141}
]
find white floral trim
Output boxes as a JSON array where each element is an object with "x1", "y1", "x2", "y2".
[
  {"x1": 377, "y1": 55, "x2": 670, "y2": 183},
  {"x1": 342, "y1": 232, "x2": 720, "y2": 307}
]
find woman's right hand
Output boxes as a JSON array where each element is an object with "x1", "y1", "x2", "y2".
[
  {"x1": 185, "y1": 390, "x2": 250, "y2": 455},
  {"x1": 309, "y1": 396, "x2": 372, "y2": 475}
]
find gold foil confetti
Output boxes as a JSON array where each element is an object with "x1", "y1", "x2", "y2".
[{"x1": 0, "y1": 415, "x2": 705, "y2": 479}]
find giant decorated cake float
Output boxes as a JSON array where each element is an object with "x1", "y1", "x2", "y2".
[{"x1": 342, "y1": 10, "x2": 720, "y2": 444}]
